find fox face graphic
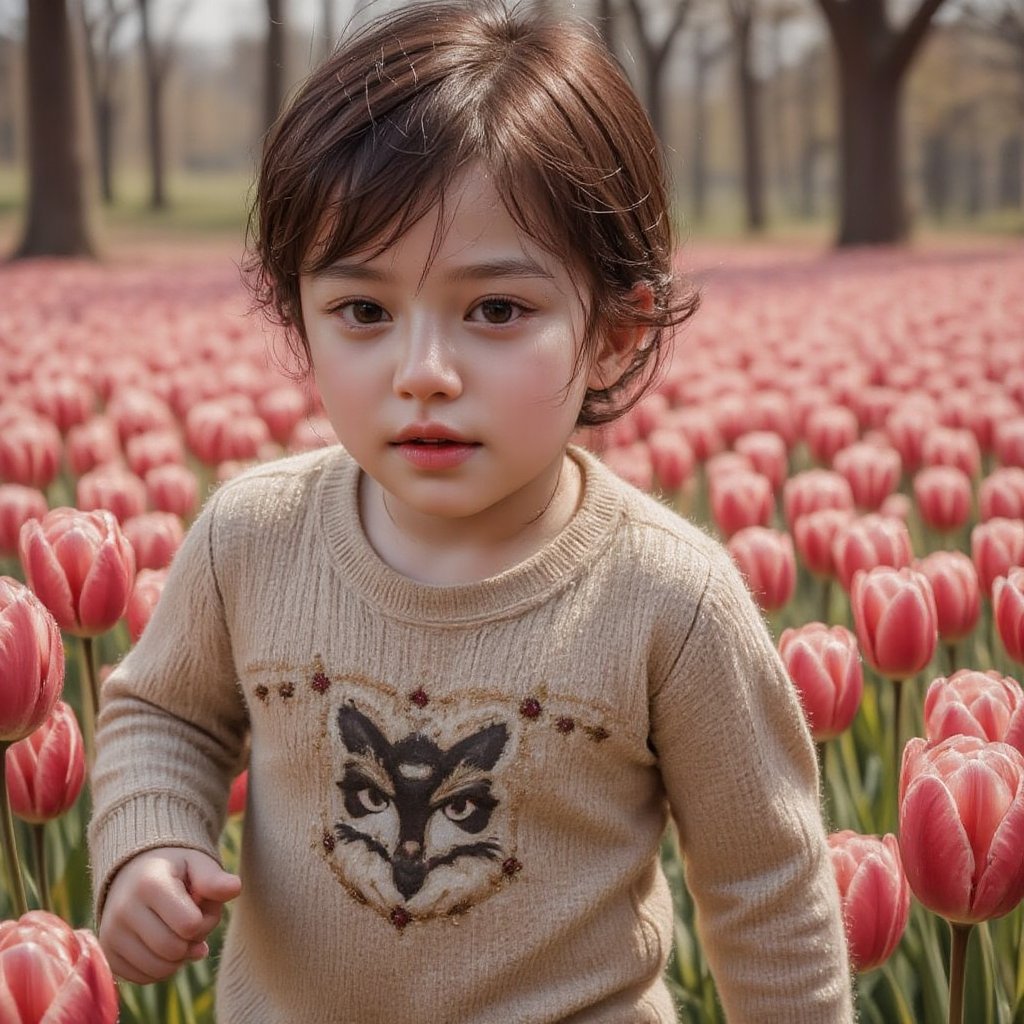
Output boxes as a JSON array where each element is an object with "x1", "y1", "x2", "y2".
[{"x1": 328, "y1": 704, "x2": 514, "y2": 916}]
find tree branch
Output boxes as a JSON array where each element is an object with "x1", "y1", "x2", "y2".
[{"x1": 885, "y1": 0, "x2": 950, "y2": 80}]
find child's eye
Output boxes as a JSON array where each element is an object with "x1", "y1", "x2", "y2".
[
  {"x1": 334, "y1": 300, "x2": 390, "y2": 326},
  {"x1": 467, "y1": 298, "x2": 529, "y2": 325}
]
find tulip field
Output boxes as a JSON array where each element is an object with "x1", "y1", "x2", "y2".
[{"x1": 1, "y1": 240, "x2": 1024, "y2": 1022}]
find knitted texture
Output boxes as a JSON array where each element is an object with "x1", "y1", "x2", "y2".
[{"x1": 89, "y1": 445, "x2": 854, "y2": 1023}]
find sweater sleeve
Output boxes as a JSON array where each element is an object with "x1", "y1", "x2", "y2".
[
  {"x1": 87, "y1": 489, "x2": 248, "y2": 923},
  {"x1": 650, "y1": 551, "x2": 854, "y2": 1023}
]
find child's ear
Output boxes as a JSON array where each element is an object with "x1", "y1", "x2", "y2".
[{"x1": 586, "y1": 283, "x2": 655, "y2": 392}]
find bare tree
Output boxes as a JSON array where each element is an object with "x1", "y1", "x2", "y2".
[
  {"x1": 81, "y1": 0, "x2": 133, "y2": 205},
  {"x1": 794, "y1": 41, "x2": 828, "y2": 219},
  {"x1": 727, "y1": 0, "x2": 766, "y2": 231},
  {"x1": 624, "y1": 0, "x2": 693, "y2": 145},
  {"x1": 136, "y1": 0, "x2": 191, "y2": 210},
  {"x1": 13, "y1": 0, "x2": 98, "y2": 258},
  {"x1": 689, "y1": 16, "x2": 730, "y2": 223},
  {"x1": 814, "y1": 0, "x2": 951, "y2": 245},
  {"x1": 265, "y1": 0, "x2": 285, "y2": 134}
]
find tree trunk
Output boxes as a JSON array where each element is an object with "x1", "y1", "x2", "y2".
[
  {"x1": 691, "y1": 26, "x2": 710, "y2": 223},
  {"x1": 13, "y1": 0, "x2": 98, "y2": 259},
  {"x1": 997, "y1": 134, "x2": 1023, "y2": 208},
  {"x1": 734, "y1": 11, "x2": 766, "y2": 231},
  {"x1": 921, "y1": 131, "x2": 951, "y2": 219},
  {"x1": 96, "y1": 95, "x2": 115, "y2": 204},
  {"x1": 265, "y1": 0, "x2": 285, "y2": 134},
  {"x1": 795, "y1": 48, "x2": 820, "y2": 219},
  {"x1": 145, "y1": 60, "x2": 166, "y2": 209}
]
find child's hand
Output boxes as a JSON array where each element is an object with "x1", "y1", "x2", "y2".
[{"x1": 98, "y1": 846, "x2": 242, "y2": 985}]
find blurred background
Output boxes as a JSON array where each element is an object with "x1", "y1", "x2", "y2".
[{"x1": 0, "y1": 0, "x2": 1022, "y2": 259}]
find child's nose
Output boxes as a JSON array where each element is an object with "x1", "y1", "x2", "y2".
[{"x1": 392, "y1": 324, "x2": 462, "y2": 401}]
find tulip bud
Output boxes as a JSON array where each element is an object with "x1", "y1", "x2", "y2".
[
  {"x1": 0, "y1": 416, "x2": 62, "y2": 491},
  {"x1": 778, "y1": 623, "x2": 863, "y2": 740},
  {"x1": 805, "y1": 405, "x2": 859, "y2": 466},
  {"x1": 124, "y1": 429, "x2": 186, "y2": 478},
  {"x1": 922, "y1": 426, "x2": 981, "y2": 479},
  {"x1": 899, "y1": 735, "x2": 1024, "y2": 924},
  {"x1": 833, "y1": 442, "x2": 902, "y2": 512},
  {"x1": 851, "y1": 566, "x2": 937, "y2": 680},
  {"x1": 783, "y1": 469, "x2": 855, "y2": 530},
  {"x1": 793, "y1": 508, "x2": 855, "y2": 579},
  {"x1": 734, "y1": 431, "x2": 787, "y2": 492},
  {"x1": 257, "y1": 385, "x2": 309, "y2": 445},
  {"x1": 0, "y1": 578, "x2": 65, "y2": 743},
  {"x1": 19, "y1": 507, "x2": 136, "y2": 638},
  {"x1": 227, "y1": 769, "x2": 249, "y2": 816},
  {"x1": 668, "y1": 407, "x2": 724, "y2": 462},
  {"x1": 994, "y1": 568, "x2": 1024, "y2": 665},
  {"x1": 726, "y1": 526, "x2": 795, "y2": 612},
  {"x1": 630, "y1": 393, "x2": 669, "y2": 439},
  {"x1": 914, "y1": 551, "x2": 981, "y2": 644},
  {"x1": 979, "y1": 468, "x2": 1024, "y2": 522},
  {"x1": 832, "y1": 514, "x2": 914, "y2": 592},
  {"x1": 924, "y1": 670, "x2": 1024, "y2": 755},
  {"x1": 971, "y1": 518, "x2": 1024, "y2": 598},
  {"x1": 913, "y1": 466, "x2": 973, "y2": 533},
  {"x1": 710, "y1": 470, "x2": 774, "y2": 539},
  {"x1": 0, "y1": 484, "x2": 48, "y2": 559},
  {"x1": 123, "y1": 511, "x2": 184, "y2": 571},
  {"x1": 885, "y1": 406, "x2": 934, "y2": 474},
  {"x1": 827, "y1": 830, "x2": 909, "y2": 972},
  {"x1": 106, "y1": 387, "x2": 177, "y2": 445},
  {"x1": 126, "y1": 567, "x2": 168, "y2": 643},
  {"x1": 0, "y1": 910, "x2": 118, "y2": 1023},
  {"x1": 76, "y1": 464, "x2": 148, "y2": 523},
  {"x1": 145, "y1": 462, "x2": 200, "y2": 521},
  {"x1": 6, "y1": 701, "x2": 86, "y2": 823},
  {"x1": 601, "y1": 443, "x2": 654, "y2": 492},
  {"x1": 647, "y1": 429, "x2": 694, "y2": 493},
  {"x1": 994, "y1": 417, "x2": 1024, "y2": 470},
  {"x1": 28, "y1": 375, "x2": 95, "y2": 436},
  {"x1": 65, "y1": 416, "x2": 121, "y2": 478}
]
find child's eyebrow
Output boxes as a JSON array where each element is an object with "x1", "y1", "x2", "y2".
[{"x1": 311, "y1": 257, "x2": 555, "y2": 283}]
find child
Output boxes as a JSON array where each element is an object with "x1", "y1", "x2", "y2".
[{"x1": 89, "y1": 2, "x2": 854, "y2": 1020}]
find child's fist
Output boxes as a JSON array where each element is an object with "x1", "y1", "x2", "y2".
[{"x1": 98, "y1": 846, "x2": 242, "y2": 985}]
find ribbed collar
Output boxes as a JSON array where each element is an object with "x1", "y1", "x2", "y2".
[{"x1": 316, "y1": 445, "x2": 623, "y2": 626}]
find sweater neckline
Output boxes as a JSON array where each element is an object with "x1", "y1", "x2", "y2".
[{"x1": 316, "y1": 445, "x2": 622, "y2": 625}]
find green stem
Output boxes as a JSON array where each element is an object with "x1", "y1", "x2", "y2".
[
  {"x1": 820, "y1": 576, "x2": 833, "y2": 625},
  {"x1": 79, "y1": 635, "x2": 99, "y2": 771},
  {"x1": 892, "y1": 678, "x2": 904, "y2": 788},
  {"x1": 30, "y1": 824, "x2": 50, "y2": 913},
  {"x1": 946, "y1": 643, "x2": 958, "y2": 674},
  {"x1": 948, "y1": 921, "x2": 972, "y2": 1024},
  {"x1": 0, "y1": 742, "x2": 29, "y2": 916}
]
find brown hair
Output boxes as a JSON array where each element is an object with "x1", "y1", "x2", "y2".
[{"x1": 245, "y1": 0, "x2": 698, "y2": 425}]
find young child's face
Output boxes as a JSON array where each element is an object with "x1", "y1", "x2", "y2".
[{"x1": 299, "y1": 165, "x2": 604, "y2": 525}]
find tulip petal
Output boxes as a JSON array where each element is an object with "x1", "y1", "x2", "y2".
[
  {"x1": 44, "y1": 930, "x2": 118, "y2": 1024},
  {"x1": 77, "y1": 537, "x2": 133, "y2": 636},
  {"x1": 844, "y1": 851, "x2": 904, "y2": 970},
  {"x1": 971, "y1": 764, "x2": 1024, "y2": 920},
  {"x1": 873, "y1": 586, "x2": 935, "y2": 677},
  {"x1": 900, "y1": 774, "x2": 974, "y2": 920},
  {"x1": 0, "y1": 942, "x2": 64, "y2": 1022}
]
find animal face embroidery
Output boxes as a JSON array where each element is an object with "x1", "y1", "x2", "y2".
[{"x1": 322, "y1": 702, "x2": 519, "y2": 921}]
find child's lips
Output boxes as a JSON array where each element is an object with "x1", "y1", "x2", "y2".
[{"x1": 392, "y1": 438, "x2": 480, "y2": 469}]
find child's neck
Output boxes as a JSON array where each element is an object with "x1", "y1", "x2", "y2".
[{"x1": 358, "y1": 454, "x2": 582, "y2": 586}]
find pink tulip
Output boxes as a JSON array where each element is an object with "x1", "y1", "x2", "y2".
[
  {"x1": 145, "y1": 462, "x2": 199, "y2": 520},
  {"x1": 971, "y1": 518, "x2": 1024, "y2": 597},
  {"x1": 783, "y1": 469, "x2": 855, "y2": 529},
  {"x1": 827, "y1": 830, "x2": 909, "y2": 972},
  {"x1": 122, "y1": 511, "x2": 184, "y2": 571},
  {"x1": 793, "y1": 507, "x2": 855, "y2": 578},
  {"x1": 924, "y1": 670, "x2": 1024, "y2": 755},
  {"x1": 28, "y1": 375, "x2": 95, "y2": 436},
  {"x1": 913, "y1": 466, "x2": 973, "y2": 533},
  {"x1": 630, "y1": 393, "x2": 669, "y2": 438},
  {"x1": 64, "y1": 417, "x2": 121, "y2": 478},
  {"x1": 124, "y1": 429, "x2": 186, "y2": 478},
  {"x1": 994, "y1": 417, "x2": 1024, "y2": 469},
  {"x1": 979, "y1": 468, "x2": 1024, "y2": 521},
  {"x1": 0, "y1": 417, "x2": 62, "y2": 491},
  {"x1": 126, "y1": 567, "x2": 169, "y2": 643},
  {"x1": 668, "y1": 406, "x2": 724, "y2": 462},
  {"x1": 734, "y1": 431, "x2": 787, "y2": 492},
  {"x1": 19, "y1": 507, "x2": 136, "y2": 638},
  {"x1": 0, "y1": 485, "x2": 48, "y2": 559},
  {"x1": 705, "y1": 450, "x2": 752, "y2": 484},
  {"x1": 187, "y1": 399, "x2": 271, "y2": 465},
  {"x1": 647, "y1": 429, "x2": 694, "y2": 492},
  {"x1": 227, "y1": 769, "x2": 249, "y2": 816},
  {"x1": 601, "y1": 443, "x2": 654, "y2": 492},
  {"x1": 710, "y1": 470, "x2": 774, "y2": 538},
  {"x1": 899, "y1": 734, "x2": 1024, "y2": 924},
  {"x1": 726, "y1": 526, "x2": 795, "y2": 612},
  {"x1": 0, "y1": 578, "x2": 65, "y2": 743},
  {"x1": 922, "y1": 426, "x2": 981, "y2": 479},
  {"x1": 805, "y1": 405, "x2": 859, "y2": 465},
  {"x1": 878, "y1": 492, "x2": 912, "y2": 522},
  {"x1": 833, "y1": 442, "x2": 901, "y2": 511},
  {"x1": 832, "y1": 513, "x2": 914, "y2": 592},
  {"x1": 257, "y1": 385, "x2": 309, "y2": 445},
  {"x1": 885, "y1": 406, "x2": 934, "y2": 474},
  {"x1": 5, "y1": 701, "x2": 86, "y2": 823},
  {"x1": 106, "y1": 387, "x2": 176, "y2": 445},
  {"x1": 778, "y1": 623, "x2": 863, "y2": 740},
  {"x1": 0, "y1": 910, "x2": 118, "y2": 1023},
  {"x1": 75, "y1": 464, "x2": 148, "y2": 523},
  {"x1": 851, "y1": 566, "x2": 937, "y2": 679},
  {"x1": 914, "y1": 551, "x2": 981, "y2": 644},
  {"x1": 993, "y1": 567, "x2": 1024, "y2": 665}
]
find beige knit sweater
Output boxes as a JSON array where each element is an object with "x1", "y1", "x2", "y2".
[{"x1": 89, "y1": 444, "x2": 853, "y2": 1023}]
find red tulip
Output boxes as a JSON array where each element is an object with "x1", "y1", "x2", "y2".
[
  {"x1": 924, "y1": 670, "x2": 1024, "y2": 755},
  {"x1": 833, "y1": 442, "x2": 901, "y2": 511},
  {"x1": 993, "y1": 567, "x2": 1024, "y2": 665},
  {"x1": 0, "y1": 417, "x2": 62, "y2": 491},
  {"x1": 979, "y1": 467, "x2": 1024, "y2": 521},
  {"x1": 972, "y1": 518, "x2": 1024, "y2": 597},
  {"x1": 922, "y1": 426, "x2": 981, "y2": 479},
  {"x1": 914, "y1": 551, "x2": 981, "y2": 644},
  {"x1": 793, "y1": 508, "x2": 855, "y2": 578},
  {"x1": 734, "y1": 431, "x2": 787, "y2": 492},
  {"x1": 64, "y1": 417, "x2": 121, "y2": 478},
  {"x1": 710, "y1": 470, "x2": 773, "y2": 538},
  {"x1": 601, "y1": 443, "x2": 654, "y2": 492},
  {"x1": 145, "y1": 462, "x2": 199, "y2": 520},
  {"x1": 994, "y1": 417, "x2": 1024, "y2": 469},
  {"x1": 668, "y1": 406, "x2": 724, "y2": 462},
  {"x1": 0, "y1": 578, "x2": 65, "y2": 743},
  {"x1": 124, "y1": 429, "x2": 186, "y2": 478},
  {"x1": 899, "y1": 734, "x2": 1024, "y2": 924},
  {"x1": 832, "y1": 514, "x2": 914, "y2": 592},
  {"x1": 187, "y1": 399, "x2": 271, "y2": 465},
  {"x1": 0, "y1": 485, "x2": 48, "y2": 559},
  {"x1": 122, "y1": 511, "x2": 184, "y2": 571},
  {"x1": 27, "y1": 375, "x2": 95, "y2": 436},
  {"x1": 647, "y1": 429, "x2": 694, "y2": 493},
  {"x1": 257, "y1": 385, "x2": 309, "y2": 445},
  {"x1": 851, "y1": 566, "x2": 937, "y2": 679},
  {"x1": 805, "y1": 405, "x2": 859, "y2": 465},
  {"x1": 885, "y1": 406, "x2": 934, "y2": 474},
  {"x1": 726, "y1": 526, "x2": 795, "y2": 612},
  {"x1": 126, "y1": 567, "x2": 168, "y2": 643},
  {"x1": 0, "y1": 910, "x2": 118, "y2": 1023},
  {"x1": 783, "y1": 469, "x2": 854, "y2": 529},
  {"x1": 5, "y1": 701, "x2": 86, "y2": 823},
  {"x1": 913, "y1": 466, "x2": 973, "y2": 533},
  {"x1": 75, "y1": 464, "x2": 147, "y2": 523},
  {"x1": 778, "y1": 623, "x2": 863, "y2": 740},
  {"x1": 227, "y1": 769, "x2": 249, "y2": 816},
  {"x1": 827, "y1": 830, "x2": 910, "y2": 972},
  {"x1": 106, "y1": 387, "x2": 176, "y2": 445},
  {"x1": 630, "y1": 393, "x2": 669, "y2": 438},
  {"x1": 19, "y1": 507, "x2": 136, "y2": 638}
]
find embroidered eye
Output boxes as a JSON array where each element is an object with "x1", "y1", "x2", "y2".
[
  {"x1": 355, "y1": 787, "x2": 390, "y2": 814},
  {"x1": 442, "y1": 797, "x2": 478, "y2": 822}
]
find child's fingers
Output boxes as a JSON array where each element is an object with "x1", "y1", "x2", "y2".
[
  {"x1": 144, "y1": 877, "x2": 210, "y2": 943},
  {"x1": 192, "y1": 896, "x2": 225, "y2": 937},
  {"x1": 105, "y1": 925, "x2": 188, "y2": 985}
]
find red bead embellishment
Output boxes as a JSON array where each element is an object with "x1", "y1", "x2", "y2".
[
  {"x1": 390, "y1": 907, "x2": 411, "y2": 930},
  {"x1": 519, "y1": 697, "x2": 542, "y2": 719},
  {"x1": 555, "y1": 716, "x2": 575, "y2": 734},
  {"x1": 322, "y1": 830, "x2": 336, "y2": 852},
  {"x1": 409, "y1": 688, "x2": 429, "y2": 708},
  {"x1": 254, "y1": 685, "x2": 269, "y2": 703},
  {"x1": 501, "y1": 857, "x2": 522, "y2": 877},
  {"x1": 311, "y1": 671, "x2": 330, "y2": 694},
  {"x1": 279, "y1": 682, "x2": 295, "y2": 699}
]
